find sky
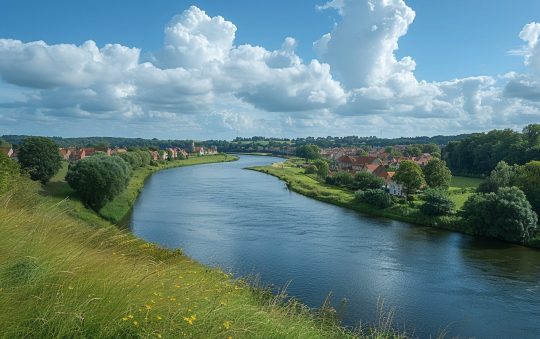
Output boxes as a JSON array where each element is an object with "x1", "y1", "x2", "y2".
[{"x1": 0, "y1": 0, "x2": 539, "y2": 139}]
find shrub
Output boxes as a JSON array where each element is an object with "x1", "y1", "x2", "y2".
[
  {"x1": 304, "y1": 165, "x2": 317, "y2": 174},
  {"x1": 66, "y1": 154, "x2": 132, "y2": 210},
  {"x1": 462, "y1": 187, "x2": 538, "y2": 243},
  {"x1": 420, "y1": 188, "x2": 454, "y2": 216},
  {"x1": 118, "y1": 152, "x2": 143, "y2": 169},
  {"x1": 17, "y1": 137, "x2": 62, "y2": 184},
  {"x1": 136, "y1": 150, "x2": 151, "y2": 166},
  {"x1": 355, "y1": 189, "x2": 394, "y2": 209},
  {"x1": 352, "y1": 171, "x2": 385, "y2": 190},
  {"x1": 313, "y1": 159, "x2": 329, "y2": 178},
  {"x1": 326, "y1": 171, "x2": 354, "y2": 188},
  {"x1": 0, "y1": 152, "x2": 19, "y2": 194}
]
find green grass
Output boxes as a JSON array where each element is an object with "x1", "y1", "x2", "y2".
[
  {"x1": 449, "y1": 176, "x2": 483, "y2": 189},
  {"x1": 46, "y1": 155, "x2": 237, "y2": 224},
  {"x1": 3, "y1": 179, "x2": 386, "y2": 338}
]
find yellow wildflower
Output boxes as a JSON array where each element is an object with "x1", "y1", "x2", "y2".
[
  {"x1": 183, "y1": 314, "x2": 196, "y2": 325},
  {"x1": 156, "y1": 315, "x2": 162, "y2": 320},
  {"x1": 145, "y1": 304, "x2": 152, "y2": 310},
  {"x1": 133, "y1": 321, "x2": 139, "y2": 326},
  {"x1": 223, "y1": 320, "x2": 232, "y2": 329}
]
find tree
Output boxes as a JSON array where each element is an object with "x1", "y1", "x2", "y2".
[
  {"x1": 313, "y1": 159, "x2": 329, "y2": 178},
  {"x1": 17, "y1": 137, "x2": 62, "y2": 184},
  {"x1": 394, "y1": 160, "x2": 425, "y2": 197},
  {"x1": 0, "y1": 152, "x2": 19, "y2": 194},
  {"x1": 405, "y1": 145, "x2": 422, "y2": 157},
  {"x1": 304, "y1": 164, "x2": 317, "y2": 174},
  {"x1": 118, "y1": 152, "x2": 143, "y2": 169},
  {"x1": 523, "y1": 124, "x2": 540, "y2": 146},
  {"x1": 136, "y1": 150, "x2": 151, "y2": 166},
  {"x1": 420, "y1": 189, "x2": 454, "y2": 216},
  {"x1": 296, "y1": 144, "x2": 320, "y2": 161},
  {"x1": 326, "y1": 171, "x2": 354, "y2": 188},
  {"x1": 477, "y1": 161, "x2": 519, "y2": 193},
  {"x1": 66, "y1": 154, "x2": 132, "y2": 210},
  {"x1": 352, "y1": 171, "x2": 385, "y2": 190},
  {"x1": 422, "y1": 143, "x2": 440, "y2": 155},
  {"x1": 462, "y1": 187, "x2": 538, "y2": 243},
  {"x1": 517, "y1": 161, "x2": 540, "y2": 216},
  {"x1": 355, "y1": 189, "x2": 393, "y2": 209},
  {"x1": 423, "y1": 159, "x2": 452, "y2": 189}
]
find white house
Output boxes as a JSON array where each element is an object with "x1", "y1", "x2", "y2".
[{"x1": 387, "y1": 180, "x2": 405, "y2": 197}]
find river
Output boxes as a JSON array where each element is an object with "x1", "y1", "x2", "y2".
[{"x1": 128, "y1": 155, "x2": 540, "y2": 338}]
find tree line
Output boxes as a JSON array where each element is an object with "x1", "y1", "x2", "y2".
[{"x1": 443, "y1": 124, "x2": 540, "y2": 176}]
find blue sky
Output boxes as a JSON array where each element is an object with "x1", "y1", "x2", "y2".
[{"x1": 0, "y1": 0, "x2": 539, "y2": 139}]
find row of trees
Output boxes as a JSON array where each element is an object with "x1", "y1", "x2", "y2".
[{"x1": 444, "y1": 124, "x2": 540, "y2": 176}]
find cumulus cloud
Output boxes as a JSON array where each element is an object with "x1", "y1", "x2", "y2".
[{"x1": 0, "y1": 2, "x2": 538, "y2": 139}]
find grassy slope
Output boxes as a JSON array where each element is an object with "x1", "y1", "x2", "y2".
[{"x1": 0, "y1": 181, "x2": 366, "y2": 338}]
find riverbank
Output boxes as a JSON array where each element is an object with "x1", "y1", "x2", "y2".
[
  {"x1": 1, "y1": 177, "x2": 374, "y2": 338},
  {"x1": 248, "y1": 161, "x2": 540, "y2": 248},
  {"x1": 46, "y1": 154, "x2": 238, "y2": 224}
]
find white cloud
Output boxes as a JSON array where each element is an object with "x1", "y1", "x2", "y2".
[{"x1": 0, "y1": 3, "x2": 538, "y2": 139}]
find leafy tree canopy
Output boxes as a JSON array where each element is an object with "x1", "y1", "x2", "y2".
[
  {"x1": 18, "y1": 137, "x2": 62, "y2": 184},
  {"x1": 394, "y1": 160, "x2": 425, "y2": 197},
  {"x1": 423, "y1": 159, "x2": 452, "y2": 189}
]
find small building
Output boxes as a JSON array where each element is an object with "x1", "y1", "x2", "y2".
[
  {"x1": 193, "y1": 147, "x2": 205, "y2": 156},
  {"x1": 69, "y1": 149, "x2": 86, "y2": 162},
  {"x1": 59, "y1": 148, "x2": 71, "y2": 161},
  {"x1": 0, "y1": 146, "x2": 14, "y2": 158}
]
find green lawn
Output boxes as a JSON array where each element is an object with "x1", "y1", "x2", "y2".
[{"x1": 450, "y1": 176, "x2": 483, "y2": 189}]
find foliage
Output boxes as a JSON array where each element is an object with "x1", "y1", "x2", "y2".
[
  {"x1": 296, "y1": 144, "x2": 320, "y2": 161},
  {"x1": 420, "y1": 189, "x2": 454, "y2": 216},
  {"x1": 66, "y1": 154, "x2": 132, "y2": 210},
  {"x1": 118, "y1": 151, "x2": 143, "y2": 169},
  {"x1": 477, "y1": 161, "x2": 520, "y2": 193},
  {"x1": 325, "y1": 171, "x2": 354, "y2": 188},
  {"x1": 17, "y1": 136, "x2": 62, "y2": 184},
  {"x1": 355, "y1": 189, "x2": 394, "y2": 209},
  {"x1": 423, "y1": 159, "x2": 452, "y2": 189},
  {"x1": 462, "y1": 187, "x2": 538, "y2": 243},
  {"x1": 352, "y1": 171, "x2": 385, "y2": 190},
  {"x1": 0, "y1": 152, "x2": 19, "y2": 194},
  {"x1": 404, "y1": 145, "x2": 422, "y2": 157},
  {"x1": 313, "y1": 159, "x2": 329, "y2": 178},
  {"x1": 135, "y1": 150, "x2": 151, "y2": 166},
  {"x1": 444, "y1": 124, "x2": 540, "y2": 176},
  {"x1": 516, "y1": 161, "x2": 540, "y2": 217},
  {"x1": 304, "y1": 164, "x2": 317, "y2": 174},
  {"x1": 394, "y1": 160, "x2": 425, "y2": 197}
]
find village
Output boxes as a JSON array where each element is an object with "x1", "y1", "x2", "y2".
[
  {"x1": 0, "y1": 143, "x2": 219, "y2": 163},
  {"x1": 319, "y1": 146, "x2": 435, "y2": 196}
]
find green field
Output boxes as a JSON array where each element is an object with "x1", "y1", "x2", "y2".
[{"x1": 449, "y1": 176, "x2": 483, "y2": 189}]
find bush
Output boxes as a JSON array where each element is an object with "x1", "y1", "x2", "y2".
[
  {"x1": 0, "y1": 152, "x2": 19, "y2": 194},
  {"x1": 326, "y1": 171, "x2": 354, "y2": 188},
  {"x1": 313, "y1": 159, "x2": 329, "y2": 178},
  {"x1": 352, "y1": 171, "x2": 385, "y2": 190},
  {"x1": 118, "y1": 152, "x2": 143, "y2": 169},
  {"x1": 136, "y1": 150, "x2": 151, "y2": 167},
  {"x1": 304, "y1": 165, "x2": 317, "y2": 174},
  {"x1": 66, "y1": 154, "x2": 132, "y2": 210},
  {"x1": 420, "y1": 188, "x2": 454, "y2": 216},
  {"x1": 17, "y1": 137, "x2": 62, "y2": 184},
  {"x1": 462, "y1": 187, "x2": 538, "y2": 243},
  {"x1": 355, "y1": 189, "x2": 394, "y2": 209}
]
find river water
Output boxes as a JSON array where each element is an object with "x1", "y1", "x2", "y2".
[{"x1": 129, "y1": 155, "x2": 540, "y2": 338}]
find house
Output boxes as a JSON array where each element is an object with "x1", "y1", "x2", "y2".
[
  {"x1": 337, "y1": 156, "x2": 382, "y2": 171},
  {"x1": 206, "y1": 147, "x2": 218, "y2": 155},
  {"x1": 69, "y1": 149, "x2": 86, "y2": 162},
  {"x1": 0, "y1": 146, "x2": 13, "y2": 158},
  {"x1": 149, "y1": 150, "x2": 159, "y2": 161},
  {"x1": 193, "y1": 147, "x2": 205, "y2": 156},
  {"x1": 177, "y1": 148, "x2": 189, "y2": 159},
  {"x1": 386, "y1": 172, "x2": 405, "y2": 197},
  {"x1": 111, "y1": 148, "x2": 128, "y2": 155},
  {"x1": 414, "y1": 153, "x2": 433, "y2": 166},
  {"x1": 166, "y1": 148, "x2": 177, "y2": 159},
  {"x1": 94, "y1": 147, "x2": 112, "y2": 156},
  {"x1": 59, "y1": 148, "x2": 71, "y2": 160}
]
